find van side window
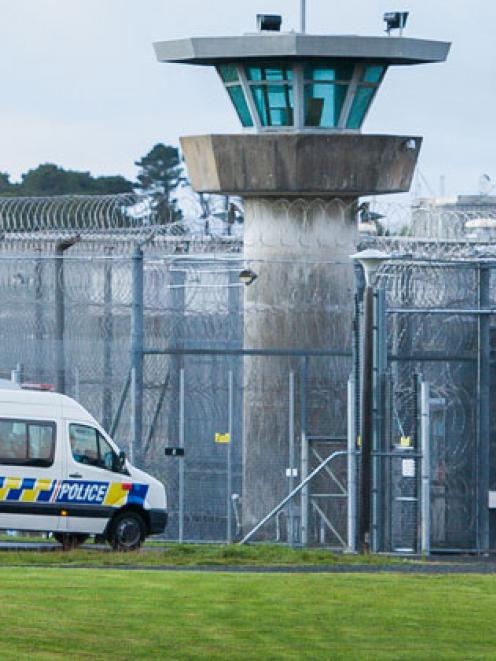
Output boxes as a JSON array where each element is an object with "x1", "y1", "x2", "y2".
[
  {"x1": 0, "y1": 419, "x2": 55, "y2": 467},
  {"x1": 69, "y1": 424, "x2": 118, "y2": 472}
]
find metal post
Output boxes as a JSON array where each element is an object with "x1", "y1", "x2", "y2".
[
  {"x1": 129, "y1": 368, "x2": 136, "y2": 465},
  {"x1": 371, "y1": 287, "x2": 386, "y2": 552},
  {"x1": 110, "y1": 370, "x2": 131, "y2": 438},
  {"x1": 359, "y1": 284, "x2": 374, "y2": 551},
  {"x1": 347, "y1": 378, "x2": 357, "y2": 552},
  {"x1": 54, "y1": 247, "x2": 66, "y2": 394},
  {"x1": 179, "y1": 367, "x2": 185, "y2": 543},
  {"x1": 131, "y1": 244, "x2": 144, "y2": 466},
  {"x1": 54, "y1": 237, "x2": 79, "y2": 394},
  {"x1": 300, "y1": 356, "x2": 309, "y2": 546},
  {"x1": 34, "y1": 248, "x2": 43, "y2": 382},
  {"x1": 477, "y1": 265, "x2": 491, "y2": 554},
  {"x1": 74, "y1": 367, "x2": 80, "y2": 401},
  {"x1": 227, "y1": 369, "x2": 234, "y2": 542},
  {"x1": 145, "y1": 373, "x2": 170, "y2": 450},
  {"x1": 102, "y1": 248, "x2": 113, "y2": 431},
  {"x1": 288, "y1": 370, "x2": 296, "y2": 545},
  {"x1": 420, "y1": 381, "x2": 431, "y2": 556},
  {"x1": 11, "y1": 363, "x2": 22, "y2": 386},
  {"x1": 300, "y1": 0, "x2": 307, "y2": 33},
  {"x1": 170, "y1": 263, "x2": 185, "y2": 491}
]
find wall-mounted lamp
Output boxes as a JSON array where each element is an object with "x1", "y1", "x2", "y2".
[
  {"x1": 349, "y1": 249, "x2": 389, "y2": 286},
  {"x1": 403, "y1": 138, "x2": 417, "y2": 152},
  {"x1": 239, "y1": 268, "x2": 258, "y2": 286}
]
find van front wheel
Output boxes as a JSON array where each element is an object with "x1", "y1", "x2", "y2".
[{"x1": 109, "y1": 511, "x2": 145, "y2": 551}]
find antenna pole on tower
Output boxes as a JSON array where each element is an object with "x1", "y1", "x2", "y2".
[{"x1": 300, "y1": 0, "x2": 307, "y2": 33}]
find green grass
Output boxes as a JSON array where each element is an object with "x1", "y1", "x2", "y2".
[
  {"x1": 0, "y1": 568, "x2": 494, "y2": 659},
  {"x1": 0, "y1": 543, "x2": 408, "y2": 568},
  {"x1": 0, "y1": 534, "x2": 52, "y2": 543}
]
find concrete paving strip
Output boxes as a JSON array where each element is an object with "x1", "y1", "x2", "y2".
[{"x1": 0, "y1": 542, "x2": 168, "y2": 552}]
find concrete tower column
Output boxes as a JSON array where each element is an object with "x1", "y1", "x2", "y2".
[{"x1": 242, "y1": 196, "x2": 358, "y2": 531}]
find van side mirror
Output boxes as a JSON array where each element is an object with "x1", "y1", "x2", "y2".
[{"x1": 117, "y1": 450, "x2": 127, "y2": 472}]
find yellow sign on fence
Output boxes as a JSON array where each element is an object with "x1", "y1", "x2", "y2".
[
  {"x1": 215, "y1": 433, "x2": 231, "y2": 444},
  {"x1": 400, "y1": 436, "x2": 412, "y2": 448}
]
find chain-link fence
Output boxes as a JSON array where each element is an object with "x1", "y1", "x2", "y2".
[
  {"x1": 369, "y1": 249, "x2": 495, "y2": 553},
  {"x1": 1, "y1": 194, "x2": 496, "y2": 551},
  {"x1": 0, "y1": 245, "x2": 354, "y2": 546}
]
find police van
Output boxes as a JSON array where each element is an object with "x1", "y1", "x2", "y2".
[{"x1": 0, "y1": 385, "x2": 167, "y2": 550}]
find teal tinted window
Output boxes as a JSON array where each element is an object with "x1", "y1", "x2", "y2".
[
  {"x1": 227, "y1": 86, "x2": 254, "y2": 127},
  {"x1": 362, "y1": 65, "x2": 385, "y2": 84},
  {"x1": 346, "y1": 86, "x2": 377, "y2": 129},
  {"x1": 246, "y1": 64, "x2": 293, "y2": 81},
  {"x1": 218, "y1": 64, "x2": 239, "y2": 83},
  {"x1": 251, "y1": 84, "x2": 294, "y2": 126},
  {"x1": 304, "y1": 83, "x2": 348, "y2": 127},
  {"x1": 304, "y1": 62, "x2": 355, "y2": 82}
]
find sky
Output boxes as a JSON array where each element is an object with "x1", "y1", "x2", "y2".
[{"x1": 0, "y1": 0, "x2": 494, "y2": 199}]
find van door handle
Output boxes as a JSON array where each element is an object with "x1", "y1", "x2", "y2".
[{"x1": 69, "y1": 473, "x2": 82, "y2": 479}]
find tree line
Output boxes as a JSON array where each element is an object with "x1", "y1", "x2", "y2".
[{"x1": 0, "y1": 143, "x2": 184, "y2": 221}]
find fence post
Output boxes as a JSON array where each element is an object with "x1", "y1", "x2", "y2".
[
  {"x1": 478, "y1": 265, "x2": 491, "y2": 554},
  {"x1": 300, "y1": 356, "x2": 309, "y2": 547},
  {"x1": 179, "y1": 367, "x2": 185, "y2": 543},
  {"x1": 131, "y1": 244, "x2": 144, "y2": 466},
  {"x1": 54, "y1": 246, "x2": 66, "y2": 394},
  {"x1": 347, "y1": 378, "x2": 357, "y2": 552},
  {"x1": 359, "y1": 284, "x2": 374, "y2": 551},
  {"x1": 288, "y1": 370, "x2": 296, "y2": 546},
  {"x1": 55, "y1": 237, "x2": 79, "y2": 394},
  {"x1": 11, "y1": 363, "x2": 22, "y2": 386},
  {"x1": 300, "y1": 356, "x2": 310, "y2": 546},
  {"x1": 371, "y1": 287, "x2": 387, "y2": 552},
  {"x1": 74, "y1": 367, "x2": 80, "y2": 401},
  {"x1": 102, "y1": 247, "x2": 113, "y2": 431},
  {"x1": 227, "y1": 369, "x2": 234, "y2": 543},
  {"x1": 420, "y1": 380, "x2": 431, "y2": 556},
  {"x1": 34, "y1": 248, "x2": 44, "y2": 382}
]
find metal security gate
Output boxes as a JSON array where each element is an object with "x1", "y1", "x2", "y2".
[
  {"x1": 368, "y1": 369, "x2": 423, "y2": 554},
  {"x1": 162, "y1": 363, "x2": 242, "y2": 544}
]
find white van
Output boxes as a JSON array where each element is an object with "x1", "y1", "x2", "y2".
[{"x1": 0, "y1": 387, "x2": 167, "y2": 550}]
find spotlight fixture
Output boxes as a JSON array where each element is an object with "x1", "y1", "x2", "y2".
[
  {"x1": 383, "y1": 11, "x2": 409, "y2": 36},
  {"x1": 403, "y1": 138, "x2": 417, "y2": 151},
  {"x1": 239, "y1": 268, "x2": 258, "y2": 286},
  {"x1": 257, "y1": 14, "x2": 282, "y2": 32}
]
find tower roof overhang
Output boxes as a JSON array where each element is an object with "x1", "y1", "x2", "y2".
[{"x1": 153, "y1": 34, "x2": 450, "y2": 66}]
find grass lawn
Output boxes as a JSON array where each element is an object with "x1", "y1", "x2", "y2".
[
  {"x1": 0, "y1": 568, "x2": 494, "y2": 659},
  {"x1": 0, "y1": 543, "x2": 408, "y2": 568}
]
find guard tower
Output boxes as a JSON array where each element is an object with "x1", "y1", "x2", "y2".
[{"x1": 154, "y1": 19, "x2": 450, "y2": 540}]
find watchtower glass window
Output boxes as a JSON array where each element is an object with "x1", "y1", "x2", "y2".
[
  {"x1": 246, "y1": 63, "x2": 294, "y2": 127},
  {"x1": 346, "y1": 65, "x2": 386, "y2": 129},
  {"x1": 303, "y1": 62, "x2": 354, "y2": 128},
  {"x1": 218, "y1": 64, "x2": 254, "y2": 127},
  {"x1": 217, "y1": 61, "x2": 386, "y2": 132}
]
